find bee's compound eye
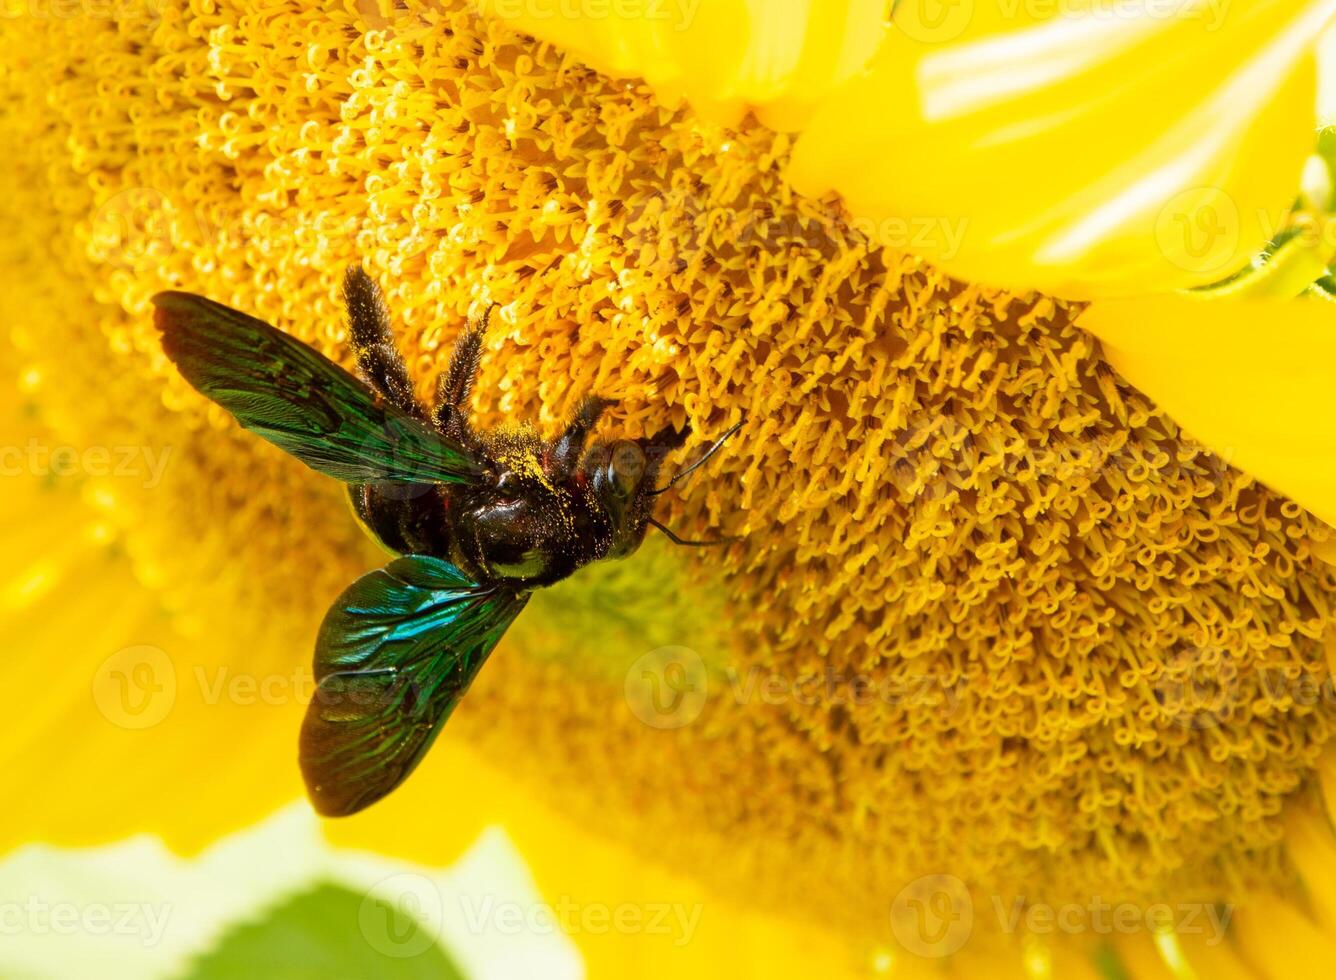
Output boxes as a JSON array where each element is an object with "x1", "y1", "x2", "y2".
[
  {"x1": 607, "y1": 441, "x2": 646, "y2": 497},
  {"x1": 496, "y1": 470, "x2": 519, "y2": 494}
]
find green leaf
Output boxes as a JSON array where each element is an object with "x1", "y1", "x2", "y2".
[
  {"x1": 1092, "y1": 942, "x2": 1130, "y2": 980},
  {"x1": 177, "y1": 882, "x2": 465, "y2": 980}
]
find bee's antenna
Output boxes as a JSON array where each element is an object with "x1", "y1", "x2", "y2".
[
  {"x1": 650, "y1": 417, "x2": 746, "y2": 496},
  {"x1": 648, "y1": 518, "x2": 740, "y2": 548}
]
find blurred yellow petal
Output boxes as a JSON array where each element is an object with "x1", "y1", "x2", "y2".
[
  {"x1": 1080, "y1": 296, "x2": 1336, "y2": 526},
  {"x1": 485, "y1": 0, "x2": 887, "y2": 128},
  {"x1": 789, "y1": 1, "x2": 1330, "y2": 299},
  {"x1": 1322, "y1": 743, "x2": 1336, "y2": 822},
  {"x1": 0, "y1": 480, "x2": 308, "y2": 853},
  {"x1": 1175, "y1": 930, "x2": 1266, "y2": 980},
  {"x1": 1112, "y1": 933, "x2": 1177, "y2": 980},
  {"x1": 1284, "y1": 800, "x2": 1336, "y2": 934},
  {"x1": 1322, "y1": 23, "x2": 1336, "y2": 125},
  {"x1": 1232, "y1": 895, "x2": 1336, "y2": 979}
]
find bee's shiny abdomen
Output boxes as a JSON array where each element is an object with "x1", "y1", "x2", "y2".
[{"x1": 347, "y1": 483, "x2": 456, "y2": 559}]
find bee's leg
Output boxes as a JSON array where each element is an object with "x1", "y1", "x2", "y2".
[
  {"x1": 431, "y1": 305, "x2": 493, "y2": 444},
  {"x1": 551, "y1": 395, "x2": 614, "y2": 475},
  {"x1": 343, "y1": 266, "x2": 425, "y2": 419}
]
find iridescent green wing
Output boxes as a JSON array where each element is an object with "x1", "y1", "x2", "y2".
[
  {"x1": 299, "y1": 555, "x2": 528, "y2": 816},
  {"x1": 154, "y1": 291, "x2": 482, "y2": 485}
]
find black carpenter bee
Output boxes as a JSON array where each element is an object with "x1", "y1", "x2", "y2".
[{"x1": 153, "y1": 267, "x2": 742, "y2": 817}]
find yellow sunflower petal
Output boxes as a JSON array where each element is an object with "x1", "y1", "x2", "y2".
[
  {"x1": 1284, "y1": 800, "x2": 1336, "y2": 933},
  {"x1": 0, "y1": 479, "x2": 308, "y2": 853},
  {"x1": 1175, "y1": 931, "x2": 1266, "y2": 980},
  {"x1": 1112, "y1": 933, "x2": 1176, "y2": 980},
  {"x1": 1080, "y1": 296, "x2": 1336, "y2": 527},
  {"x1": 788, "y1": 1, "x2": 1330, "y2": 299},
  {"x1": 485, "y1": 0, "x2": 886, "y2": 128},
  {"x1": 1323, "y1": 24, "x2": 1336, "y2": 125},
  {"x1": 1232, "y1": 895, "x2": 1336, "y2": 979},
  {"x1": 1323, "y1": 742, "x2": 1336, "y2": 817}
]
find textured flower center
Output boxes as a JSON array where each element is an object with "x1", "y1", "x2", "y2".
[{"x1": 2, "y1": 0, "x2": 1333, "y2": 942}]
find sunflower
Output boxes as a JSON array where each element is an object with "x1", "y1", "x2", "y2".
[{"x1": 5, "y1": 0, "x2": 1336, "y2": 976}]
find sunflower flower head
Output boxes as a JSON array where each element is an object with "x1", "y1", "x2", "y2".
[{"x1": 6, "y1": 1, "x2": 1336, "y2": 977}]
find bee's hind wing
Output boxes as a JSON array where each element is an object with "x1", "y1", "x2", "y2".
[{"x1": 299, "y1": 554, "x2": 527, "y2": 817}]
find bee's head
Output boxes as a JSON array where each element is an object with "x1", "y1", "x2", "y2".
[
  {"x1": 580, "y1": 424, "x2": 689, "y2": 560},
  {"x1": 461, "y1": 404, "x2": 742, "y2": 588},
  {"x1": 459, "y1": 422, "x2": 688, "y2": 586}
]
